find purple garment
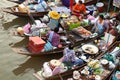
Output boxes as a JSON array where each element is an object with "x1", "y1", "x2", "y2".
[
  {"x1": 61, "y1": 0, "x2": 70, "y2": 7},
  {"x1": 47, "y1": 31, "x2": 60, "y2": 47},
  {"x1": 63, "y1": 48, "x2": 76, "y2": 62}
]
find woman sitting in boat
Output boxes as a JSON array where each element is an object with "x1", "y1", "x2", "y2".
[
  {"x1": 72, "y1": 0, "x2": 86, "y2": 16},
  {"x1": 92, "y1": 14, "x2": 109, "y2": 35},
  {"x1": 59, "y1": 44, "x2": 83, "y2": 66},
  {"x1": 47, "y1": 27, "x2": 60, "y2": 47}
]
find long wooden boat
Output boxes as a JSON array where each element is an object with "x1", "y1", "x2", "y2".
[
  {"x1": 11, "y1": 36, "x2": 69, "y2": 56},
  {"x1": 61, "y1": 41, "x2": 120, "y2": 80},
  {"x1": 2, "y1": 6, "x2": 49, "y2": 18},
  {"x1": 65, "y1": 25, "x2": 103, "y2": 46},
  {"x1": 33, "y1": 39, "x2": 108, "y2": 80},
  {"x1": 33, "y1": 39, "x2": 119, "y2": 80},
  {"x1": 12, "y1": 45, "x2": 65, "y2": 57},
  {"x1": 60, "y1": 20, "x2": 103, "y2": 46},
  {"x1": 7, "y1": 0, "x2": 37, "y2": 4},
  {"x1": 12, "y1": 34, "x2": 101, "y2": 57},
  {"x1": 7, "y1": 0, "x2": 25, "y2": 4},
  {"x1": 7, "y1": 0, "x2": 97, "y2": 5}
]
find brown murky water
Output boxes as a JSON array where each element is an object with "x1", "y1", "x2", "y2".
[{"x1": 0, "y1": 0, "x2": 62, "y2": 80}]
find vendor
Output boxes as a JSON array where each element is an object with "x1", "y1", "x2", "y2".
[
  {"x1": 47, "y1": 27, "x2": 60, "y2": 47},
  {"x1": 59, "y1": 44, "x2": 83, "y2": 66},
  {"x1": 72, "y1": 0, "x2": 86, "y2": 16},
  {"x1": 48, "y1": 11, "x2": 61, "y2": 30},
  {"x1": 92, "y1": 14, "x2": 109, "y2": 35}
]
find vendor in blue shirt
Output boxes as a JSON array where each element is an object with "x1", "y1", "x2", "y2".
[{"x1": 92, "y1": 14, "x2": 109, "y2": 35}]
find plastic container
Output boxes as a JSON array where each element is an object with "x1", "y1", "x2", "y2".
[
  {"x1": 96, "y1": 2, "x2": 104, "y2": 12},
  {"x1": 28, "y1": 36, "x2": 46, "y2": 53}
]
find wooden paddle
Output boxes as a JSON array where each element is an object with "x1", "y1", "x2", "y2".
[
  {"x1": 58, "y1": 73, "x2": 64, "y2": 80},
  {"x1": 21, "y1": 2, "x2": 36, "y2": 25},
  {"x1": 26, "y1": 8, "x2": 36, "y2": 25}
]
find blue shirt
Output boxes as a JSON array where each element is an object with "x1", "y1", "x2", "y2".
[
  {"x1": 63, "y1": 48, "x2": 76, "y2": 62},
  {"x1": 95, "y1": 20, "x2": 109, "y2": 34}
]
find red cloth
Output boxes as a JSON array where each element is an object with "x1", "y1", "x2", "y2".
[
  {"x1": 70, "y1": 0, "x2": 74, "y2": 11},
  {"x1": 72, "y1": 3, "x2": 86, "y2": 17}
]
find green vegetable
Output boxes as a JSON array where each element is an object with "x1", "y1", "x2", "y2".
[
  {"x1": 94, "y1": 68, "x2": 103, "y2": 75},
  {"x1": 69, "y1": 22, "x2": 81, "y2": 30}
]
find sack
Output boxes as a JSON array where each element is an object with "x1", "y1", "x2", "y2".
[
  {"x1": 23, "y1": 23, "x2": 31, "y2": 34},
  {"x1": 44, "y1": 41, "x2": 53, "y2": 51}
]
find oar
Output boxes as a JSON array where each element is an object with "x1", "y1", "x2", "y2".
[
  {"x1": 22, "y1": 2, "x2": 36, "y2": 25},
  {"x1": 26, "y1": 9, "x2": 36, "y2": 25},
  {"x1": 58, "y1": 73, "x2": 63, "y2": 80}
]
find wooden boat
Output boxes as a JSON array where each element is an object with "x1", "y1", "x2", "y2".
[
  {"x1": 61, "y1": 41, "x2": 120, "y2": 80},
  {"x1": 7, "y1": 0, "x2": 25, "y2": 4},
  {"x1": 7, "y1": 0, "x2": 97, "y2": 5},
  {"x1": 12, "y1": 45, "x2": 65, "y2": 57},
  {"x1": 66, "y1": 25, "x2": 103, "y2": 46},
  {"x1": 60, "y1": 20, "x2": 103, "y2": 46},
  {"x1": 7, "y1": 0, "x2": 37, "y2": 4},
  {"x1": 11, "y1": 34, "x2": 69, "y2": 56},
  {"x1": 33, "y1": 40, "x2": 116, "y2": 80},
  {"x1": 33, "y1": 40, "x2": 107, "y2": 80},
  {"x1": 3, "y1": 6, "x2": 49, "y2": 18}
]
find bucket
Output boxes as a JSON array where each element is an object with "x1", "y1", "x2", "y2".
[
  {"x1": 96, "y1": 2, "x2": 104, "y2": 12},
  {"x1": 86, "y1": 6, "x2": 96, "y2": 15}
]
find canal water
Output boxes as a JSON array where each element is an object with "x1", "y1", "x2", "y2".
[{"x1": 0, "y1": 0, "x2": 62, "y2": 80}]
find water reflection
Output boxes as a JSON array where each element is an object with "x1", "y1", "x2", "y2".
[
  {"x1": 12, "y1": 54, "x2": 63, "y2": 76},
  {"x1": 2, "y1": 17, "x2": 32, "y2": 30}
]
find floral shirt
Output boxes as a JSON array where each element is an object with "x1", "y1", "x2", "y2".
[{"x1": 63, "y1": 47, "x2": 76, "y2": 62}]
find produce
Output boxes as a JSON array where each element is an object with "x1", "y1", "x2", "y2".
[
  {"x1": 88, "y1": 60, "x2": 100, "y2": 69},
  {"x1": 94, "y1": 68, "x2": 103, "y2": 75},
  {"x1": 73, "y1": 27, "x2": 92, "y2": 36}
]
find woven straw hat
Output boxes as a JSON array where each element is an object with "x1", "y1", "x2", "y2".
[{"x1": 49, "y1": 11, "x2": 60, "y2": 20}]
